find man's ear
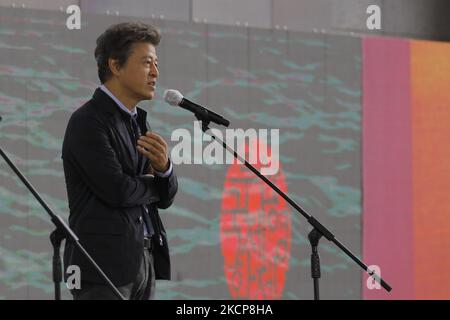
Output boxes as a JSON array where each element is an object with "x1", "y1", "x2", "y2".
[{"x1": 108, "y1": 58, "x2": 121, "y2": 77}]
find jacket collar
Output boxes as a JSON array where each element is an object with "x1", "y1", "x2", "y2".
[
  {"x1": 92, "y1": 87, "x2": 149, "y2": 130},
  {"x1": 92, "y1": 88, "x2": 147, "y2": 119}
]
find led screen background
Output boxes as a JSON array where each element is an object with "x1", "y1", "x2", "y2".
[{"x1": 2, "y1": 6, "x2": 449, "y2": 300}]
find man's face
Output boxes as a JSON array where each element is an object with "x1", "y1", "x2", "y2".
[{"x1": 115, "y1": 42, "x2": 159, "y2": 102}]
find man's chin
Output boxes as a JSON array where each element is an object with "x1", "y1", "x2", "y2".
[{"x1": 140, "y1": 92, "x2": 155, "y2": 101}]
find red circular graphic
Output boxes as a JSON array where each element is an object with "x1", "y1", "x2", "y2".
[{"x1": 220, "y1": 139, "x2": 292, "y2": 299}]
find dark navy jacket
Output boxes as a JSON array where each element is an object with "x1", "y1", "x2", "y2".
[{"x1": 62, "y1": 88, "x2": 177, "y2": 285}]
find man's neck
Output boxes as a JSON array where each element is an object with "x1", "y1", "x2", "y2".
[{"x1": 103, "y1": 81, "x2": 138, "y2": 112}]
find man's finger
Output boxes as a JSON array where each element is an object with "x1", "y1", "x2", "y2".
[
  {"x1": 137, "y1": 145, "x2": 160, "y2": 162},
  {"x1": 137, "y1": 138, "x2": 165, "y2": 154},
  {"x1": 137, "y1": 146, "x2": 168, "y2": 171},
  {"x1": 139, "y1": 135, "x2": 167, "y2": 152},
  {"x1": 145, "y1": 132, "x2": 168, "y2": 149}
]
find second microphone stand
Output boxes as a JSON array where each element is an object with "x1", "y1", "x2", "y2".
[{"x1": 0, "y1": 147, "x2": 125, "y2": 300}]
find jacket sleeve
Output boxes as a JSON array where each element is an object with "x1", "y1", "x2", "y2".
[
  {"x1": 154, "y1": 161, "x2": 178, "y2": 209},
  {"x1": 143, "y1": 156, "x2": 178, "y2": 209},
  {"x1": 64, "y1": 114, "x2": 158, "y2": 208}
]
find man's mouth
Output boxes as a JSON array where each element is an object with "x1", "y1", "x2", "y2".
[{"x1": 147, "y1": 80, "x2": 156, "y2": 88}]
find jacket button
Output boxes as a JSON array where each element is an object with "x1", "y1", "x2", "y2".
[{"x1": 138, "y1": 216, "x2": 143, "y2": 224}]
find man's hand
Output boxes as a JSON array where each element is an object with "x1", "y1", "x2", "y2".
[{"x1": 137, "y1": 131, "x2": 169, "y2": 173}]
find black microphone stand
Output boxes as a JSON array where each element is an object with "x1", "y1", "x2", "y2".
[
  {"x1": 50, "y1": 229, "x2": 65, "y2": 300},
  {"x1": 0, "y1": 146, "x2": 125, "y2": 300},
  {"x1": 308, "y1": 228, "x2": 322, "y2": 300},
  {"x1": 193, "y1": 110, "x2": 392, "y2": 300}
]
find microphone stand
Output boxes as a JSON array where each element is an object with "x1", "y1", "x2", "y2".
[
  {"x1": 0, "y1": 146, "x2": 125, "y2": 300},
  {"x1": 193, "y1": 110, "x2": 392, "y2": 300},
  {"x1": 50, "y1": 229, "x2": 64, "y2": 300}
]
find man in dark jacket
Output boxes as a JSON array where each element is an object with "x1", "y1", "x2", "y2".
[{"x1": 62, "y1": 22, "x2": 177, "y2": 300}]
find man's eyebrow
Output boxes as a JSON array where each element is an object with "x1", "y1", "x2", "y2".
[{"x1": 142, "y1": 55, "x2": 158, "y2": 60}]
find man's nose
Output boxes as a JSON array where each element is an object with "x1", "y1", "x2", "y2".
[{"x1": 150, "y1": 63, "x2": 159, "y2": 78}]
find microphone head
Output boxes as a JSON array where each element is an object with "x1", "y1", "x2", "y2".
[{"x1": 163, "y1": 89, "x2": 183, "y2": 106}]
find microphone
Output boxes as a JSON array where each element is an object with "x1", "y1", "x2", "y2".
[{"x1": 163, "y1": 89, "x2": 230, "y2": 127}]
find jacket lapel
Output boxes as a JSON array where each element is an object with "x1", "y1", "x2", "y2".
[
  {"x1": 136, "y1": 108, "x2": 151, "y2": 174},
  {"x1": 92, "y1": 88, "x2": 138, "y2": 171},
  {"x1": 110, "y1": 111, "x2": 138, "y2": 170}
]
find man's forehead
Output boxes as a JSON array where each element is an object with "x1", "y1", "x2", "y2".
[{"x1": 131, "y1": 42, "x2": 157, "y2": 57}]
